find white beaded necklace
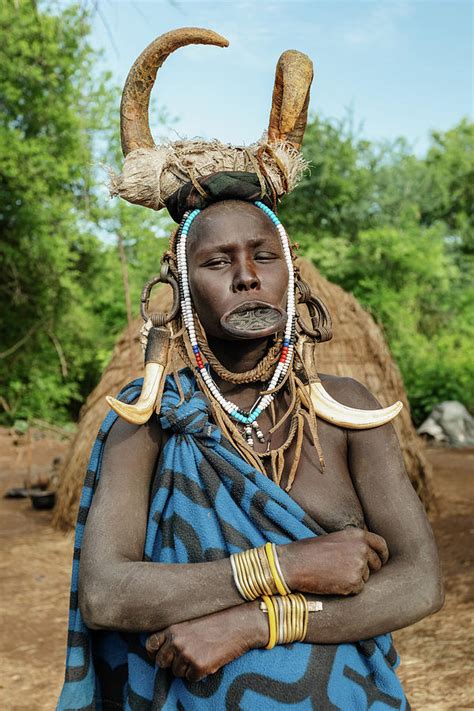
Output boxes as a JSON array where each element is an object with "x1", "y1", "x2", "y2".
[{"x1": 176, "y1": 201, "x2": 296, "y2": 447}]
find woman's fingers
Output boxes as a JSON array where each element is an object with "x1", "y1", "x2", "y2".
[
  {"x1": 365, "y1": 532, "x2": 389, "y2": 565},
  {"x1": 155, "y1": 639, "x2": 175, "y2": 668},
  {"x1": 367, "y1": 545, "x2": 383, "y2": 573},
  {"x1": 146, "y1": 631, "x2": 166, "y2": 658},
  {"x1": 171, "y1": 655, "x2": 190, "y2": 678},
  {"x1": 186, "y1": 665, "x2": 206, "y2": 683}
]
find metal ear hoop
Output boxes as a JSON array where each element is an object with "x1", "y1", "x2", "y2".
[
  {"x1": 296, "y1": 278, "x2": 333, "y2": 343},
  {"x1": 140, "y1": 262, "x2": 181, "y2": 326}
]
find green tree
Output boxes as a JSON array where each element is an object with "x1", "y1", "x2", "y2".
[
  {"x1": 0, "y1": 1, "x2": 171, "y2": 423},
  {"x1": 281, "y1": 115, "x2": 474, "y2": 422}
]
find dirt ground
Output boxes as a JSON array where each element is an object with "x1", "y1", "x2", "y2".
[{"x1": 0, "y1": 428, "x2": 472, "y2": 710}]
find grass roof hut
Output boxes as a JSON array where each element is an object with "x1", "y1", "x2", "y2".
[{"x1": 53, "y1": 259, "x2": 433, "y2": 530}]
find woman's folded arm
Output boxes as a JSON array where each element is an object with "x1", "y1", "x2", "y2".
[
  {"x1": 298, "y1": 379, "x2": 443, "y2": 643},
  {"x1": 78, "y1": 415, "x2": 243, "y2": 632},
  {"x1": 80, "y1": 379, "x2": 443, "y2": 640}
]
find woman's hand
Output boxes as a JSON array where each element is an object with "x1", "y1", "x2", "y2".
[
  {"x1": 146, "y1": 602, "x2": 267, "y2": 682},
  {"x1": 279, "y1": 528, "x2": 389, "y2": 596}
]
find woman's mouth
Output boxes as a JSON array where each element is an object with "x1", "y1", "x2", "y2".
[{"x1": 220, "y1": 301, "x2": 287, "y2": 339}]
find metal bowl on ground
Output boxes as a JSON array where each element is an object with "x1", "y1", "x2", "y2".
[{"x1": 30, "y1": 490, "x2": 56, "y2": 510}]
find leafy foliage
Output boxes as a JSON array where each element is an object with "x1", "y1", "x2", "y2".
[
  {"x1": 0, "y1": 0, "x2": 170, "y2": 423},
  {"x1": 280, "y1": 116, "x2": 474, "y2": 422}
]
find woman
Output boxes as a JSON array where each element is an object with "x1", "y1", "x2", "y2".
[{"x1": 58, "y1": 29, "x2": 443, "y2": 711}]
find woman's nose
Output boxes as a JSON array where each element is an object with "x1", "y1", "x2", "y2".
[{"x1": 232, "y1": 262, "x2": 261, "y2": 292}]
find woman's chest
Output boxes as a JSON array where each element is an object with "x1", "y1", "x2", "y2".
[{"x1": 263, "y1": 418, "x2": 366, "y2": 533}]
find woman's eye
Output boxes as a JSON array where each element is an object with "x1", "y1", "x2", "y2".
[
  {"x1": 255, "y1": 252, "x2": 277, "y2": 261},
  {"x1": 204, "y1": 258, "x2": 230, "y2": 267}
]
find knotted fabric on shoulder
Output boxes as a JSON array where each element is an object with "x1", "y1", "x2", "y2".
[{"x1": 57, "y1": 369, "x2": 410, "y2": 711}]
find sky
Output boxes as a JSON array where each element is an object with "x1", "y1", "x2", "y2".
[{"x1": 89, "y1": 0, "x2": 473, "y2": 154}]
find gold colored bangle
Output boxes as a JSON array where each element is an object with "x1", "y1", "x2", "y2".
[
  {"x1": 250, "y1": 547, "x2": 273, "y2": 596},
  {"x1": 298, "y1": 594, "x2": 306, "y2": 641},
  {"x1": 248, "y1": 548, "x2": 271, "y2": 598},
  {"x1": 232, "y1": 553, "x2": 254, "y2": 601},
  {"x1": 288, "y1": 594, "x2": 298, "y2": 643},
  {"x1": 240, "y1": 550, "x2": 260, "y2": 600},
  {"x1": 272, "y1": 543, "x2": 291, "y2": 595},
  {"x1": 270, "y1": 596, "x2": 281, "y2": 645},
  {"x1": 300, "y1": 594, "x2": 309, "y2": 641},
  {"x1": 230, "y1": 555, "x2": 246, "y2": 599},
  {"x1": 239, "y1": 553, "x2": 259, "y2": 600},
  {"x1": 265, "y1": 542, "x2": 289, "y2": 596},
  {"x1": 257, "y1": 545, "x2": 278, "y2": 595},
  {"x1": 262, "y1": 595, "x2": 277, "y2": 650},
  {"x1": 280, "y1": 596, "x2": 288, "y2": 644},
  {"x1": 276, "y1": 595, "x2": 286, "y2": 644},
  {"x1": 232, "y1": 554, "x2": 249, "y2": 600}
]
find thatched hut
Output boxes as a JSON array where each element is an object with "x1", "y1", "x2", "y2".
[{"x1": 53, "y1": 259, "x2": 433, "y2": 530}]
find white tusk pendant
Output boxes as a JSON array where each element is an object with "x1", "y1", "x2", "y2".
[
  {"x1": 105, "y1": 326, "x2": 170, "y2": 425},
  {"x1": 309, "y1": 381, "x2": 403, "y2": 429},
  {"x1": 106, "y1": 361, "x2": 165, "y2": 425}
]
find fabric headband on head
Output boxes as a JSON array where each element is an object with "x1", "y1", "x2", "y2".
[{"x1": 165, "y1": 172, "x2": 274, "y2": 224}]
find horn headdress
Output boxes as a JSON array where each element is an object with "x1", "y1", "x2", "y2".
[{"x1": 106, "y1": 27, "x2": 402, "y2": 431}]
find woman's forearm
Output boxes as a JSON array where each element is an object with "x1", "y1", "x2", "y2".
[
  {"x1": 79, "y1": 557, "x2": 243, "y2": 632},
  {"x1": 143, "y1": 558, "x2": 444, "y2": 679},
  {"x1": 236, "y1": 559, "x2": 443, "y2": 649},
  {"x1": 303, "y1": 559, "x2": 443, "y2": 644}
]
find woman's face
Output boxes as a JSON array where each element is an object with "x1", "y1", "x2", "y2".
[{"x1": 186, "y1": 201, "x2": 289, "y2": 341}]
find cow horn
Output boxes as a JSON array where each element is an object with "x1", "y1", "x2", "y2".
[
  {"x1": 267, "y1": 50, "x2": 313, "y2": 149},
  {"x1": 120, "y1": 28, "x2": 229, "y2": 156}
]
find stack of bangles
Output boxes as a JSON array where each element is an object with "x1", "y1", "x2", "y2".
[{"x1": 230, "y1": 542, "x2": 322, "y2": 649}]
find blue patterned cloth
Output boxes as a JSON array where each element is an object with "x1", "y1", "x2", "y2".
[{"x1": 57, "y1": 368, "x2": 410, "y2": 710}]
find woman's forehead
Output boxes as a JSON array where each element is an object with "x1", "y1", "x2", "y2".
[{"x1": 187, "y1": 201, "x2": 280, "y2": 252}]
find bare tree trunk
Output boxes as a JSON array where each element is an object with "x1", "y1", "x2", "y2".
[{"x1": 117, "y1": 231, "x2": 134, "y2": 372}]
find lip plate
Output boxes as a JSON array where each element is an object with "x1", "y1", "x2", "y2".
[{"x1": 220, "y1": 300, "x2": 287, "y2": 340}]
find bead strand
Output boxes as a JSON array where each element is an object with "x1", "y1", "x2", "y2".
[{"x1": 175, "y1": 202, "x2": 296, "y2": 437}]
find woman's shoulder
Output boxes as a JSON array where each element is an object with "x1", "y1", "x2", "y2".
[{"x1": 318, "y1": 373, "x2": 380, "y2": 408}]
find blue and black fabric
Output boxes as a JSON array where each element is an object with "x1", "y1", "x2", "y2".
[{"x1": 57, "y1": 368, "x2": 410, "y2": 711}]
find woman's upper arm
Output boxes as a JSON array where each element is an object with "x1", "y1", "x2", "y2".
[
  {"x1": 80, "y1": 413, "x2": 162, "y2": 572},
  {"x1": 338, "y1": 378, "x2": 438, "y2": 566}
]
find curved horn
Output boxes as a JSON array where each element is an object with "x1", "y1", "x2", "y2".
[
  {"x1": 299, "y1": 338, "x2": 402, "y2": 429},
  {"x1": 121, "y1": 28, "x2": 229, "y2": 156},
  {"x1": 268, "y1": 50, "x2": 314, "y2": 150},
  {"x1": 106, "y1": 361, "x2": 165, "y2": 425},
  {"x1": 310, "y1": 381, "x2": 403, "y2": 429},
  {"x1": 106, "y1": 327, "x2": 170, "y2": 425}
]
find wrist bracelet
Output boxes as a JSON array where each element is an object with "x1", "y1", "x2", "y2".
[
  {"x1": 266, "y1": 543, "x2": 291, "y2": 595},
  {"x1": 262, "y1": 595, "x2": 278, "y2": 649},
  {"x1": 230, "y1": 543, "x2": 291, "y2": 601},
  {"x1": 260, "y1": 593, "x2": 319, "y2": 646}
]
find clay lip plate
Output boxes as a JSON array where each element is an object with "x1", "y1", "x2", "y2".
[{"x1": 220, "y1": 300, "x2": 287, "y2": 339}]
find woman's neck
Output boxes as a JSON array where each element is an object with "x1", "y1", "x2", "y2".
[
  {"x1": 206, "y1": 335, "x2": 270, "y2": 374},
  {"x1": 206, "y1": 335, "x2": 270, "y2": 400}
]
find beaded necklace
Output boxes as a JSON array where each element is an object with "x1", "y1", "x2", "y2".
[{"x1": 176, "y1": 201, "x2": 296, "y2": 448}]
